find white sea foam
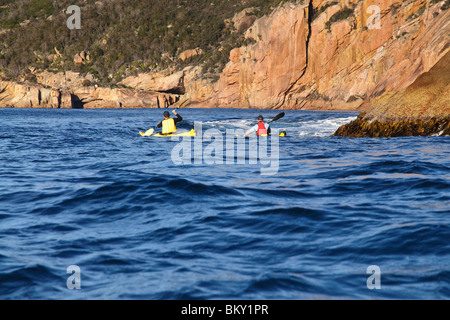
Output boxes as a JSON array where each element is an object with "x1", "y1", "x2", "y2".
[
  {"x1": 296, "y1": 116, "x2": 357, "y2": 137},
  {"x1": 198, "y1": 116, "x2": 357, "y2": 137}
]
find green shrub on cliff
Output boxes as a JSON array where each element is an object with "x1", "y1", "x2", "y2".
[
  {"x1": 329, "y1": 7, "x2": 354, "y2": 24},
  {"x1": 26, "y1": 0, "x2": 53, "y2": 18},
  {"x1": 324, "y1": 5, "x2": 354, "y2": 32}
]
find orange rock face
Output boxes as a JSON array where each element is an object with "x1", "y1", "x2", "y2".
[
  {"x1": 206, "y1": 0, "x2": 450, "y2": 110},
  {"x1": 0, "y1": 81, "x2": 60, "y2": 108},
  {"x1": 178, "y1": 48, "x2": 204, "y2": 61},
  {"x1": 211, "y1": 2, "x2": 310, "y2": 108}
]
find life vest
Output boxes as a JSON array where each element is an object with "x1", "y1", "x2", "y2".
[
  {"x1": 257, "y1": 122, "x2": 268, "y2": 136},
  {"x1": 162, "y1": 118, "x2": 176, "y2": 134}
]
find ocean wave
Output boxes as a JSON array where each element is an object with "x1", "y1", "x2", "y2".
[{"x1": 1, "y1": 108, "x2": 448, "y2": 299}]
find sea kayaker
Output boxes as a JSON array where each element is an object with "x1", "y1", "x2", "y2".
[
  {"x1": 157, "y1": 110, "x2": 183, "y2": 135},
  {"x1": 244, "y1": 115, "x2": 271, "y2": 137}
]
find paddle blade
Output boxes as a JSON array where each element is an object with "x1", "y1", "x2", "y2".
[
  {"x1": 176, "y1": 99, "x2": 190, "y2": 109},
  {"x1": 142, "y1": 128, "x2": 154, "y2": 136},
  {"x1": 269, "y1": 112, "x2": 285, "y2": 123}
]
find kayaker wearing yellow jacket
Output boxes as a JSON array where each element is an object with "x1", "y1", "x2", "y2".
[{"x1": 157, "y1": 110, "x2": 183, "y2": 135}]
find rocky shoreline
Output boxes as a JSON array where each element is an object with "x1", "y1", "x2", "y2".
[{"x1": 333, "y1": 113, "x2": 450, "y2": 137}]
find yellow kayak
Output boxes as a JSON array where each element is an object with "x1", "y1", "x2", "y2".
[{"x1": 140, "y1": 129, "x2": 196, "y2": 137}]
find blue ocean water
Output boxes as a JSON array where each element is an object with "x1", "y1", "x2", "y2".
[{"x1": 0, "y1": 108, "x2": 448, "y2": 300}]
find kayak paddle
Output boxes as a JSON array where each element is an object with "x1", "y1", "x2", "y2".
[
  {"x1": 268, "y1": 112, "x2": 285, "y2": 123},
  {"x1": 176, "y1": 99, "x2": 190, "y2": 109},
  {"x1": 140, "y1": 127, "x2": 155, "y2": 136}
]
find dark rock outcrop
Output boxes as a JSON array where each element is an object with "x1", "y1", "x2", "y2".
[{"x1": 333, "y1": 113, "x2": 450, "y2": 137}]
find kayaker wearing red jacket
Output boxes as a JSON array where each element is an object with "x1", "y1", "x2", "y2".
[
  {"x1": 157, "y1": 110, "x2": 183, "y2": 135},
  {"x1": 244, "y1": 115, "x2": 271, "y2": 137}
]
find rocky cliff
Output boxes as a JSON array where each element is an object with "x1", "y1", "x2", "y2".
[
  {"x1": 0, "y1": 78, "x2": 181, "y2": 109},
  {"x1": 1, "y1": 0, "x2": 449, "y2": 118},
  {"x1": 207, "y1": 0, "x2": 449, "y2": 110},
  {"x1": 0, "y1": 80, "x2": 62, "y2": 109},
  {"x1": 0, "y1": 70, "x2": 183, "y2": 109}
]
